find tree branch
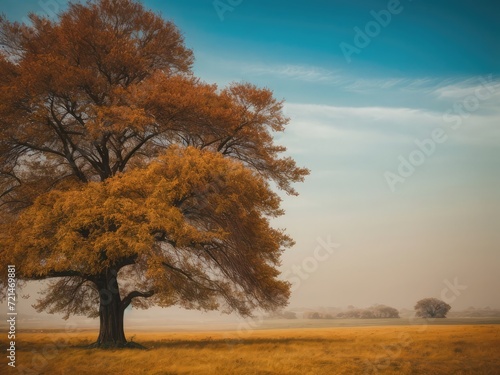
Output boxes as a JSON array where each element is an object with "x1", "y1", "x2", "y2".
[
  {"x1": 121, "y1": 289, "x2": 154, "y2": 310},
  {"x1": 117, "y1": 132, "x2": 157, "y2": 172},
  {"x1": 29, "y1": 270, "x2": 84, "y2": 280}
]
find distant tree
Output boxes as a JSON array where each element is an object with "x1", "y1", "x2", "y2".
[
  {"x1": 311, "y1": 312, "x2": 321, "y2": 319},
  {"x1": 336, "y1": 305, "x2": 400, "y2": 319},
  {"x1": 414, "y1": 298, "x2": 451, "y2": 318},
  {"x1": 282, "y1": 311, "x2": 297, "y2": 319},
  {"x1": 337, "y1": 309, "x2": 361, "y2": 318},
  {"x1": 360, "y1": 310, "x2": 375, "y2": 319},
  {"x1": 264, "y1": 310, "x2": 297, "y2": 319},
  {"x1": 371, "y1": 305, "x2": 400, "y2": 318}
]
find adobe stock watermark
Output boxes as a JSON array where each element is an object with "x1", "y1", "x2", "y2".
[
  {"x1": 340, "y1": 0, "x2": 414, "y2": 63},
  {"x1": 228, "y1": 235, "x2": 340, "y2": 342},
  {"x1": 213, "y1": 0, "x2": 243, "y2": 21},
  {"x1": 21, "y1": 0, "x2": 66, "y2": 23},
  {"x1": 364, "y1": 277, "x2": 468, "y2": 374},
  {"x1": 283, "y1": 236, "x2": 340, "y2": 292},
  {"x1": 363, "y1": 333, "x2": 413, "y2": 375},
  {"x1": 440, "y1": 277, "x2": 467, "y2": 304},
  {"x1": 15, "y1": 322, "x2": 84, "y2": 375},
  {"x1": 406, "y1": 277, "x2": 468, "y2": 330},
  {"x1": 1, "y1": 0, "x2": 65, "y2": 56},
  {"x1": 384, "y1": 74, "x2": 497, "y2": 192}
]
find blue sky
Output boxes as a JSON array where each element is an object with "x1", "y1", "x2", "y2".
[
  {"x1": 148, "y1": 0, "x2": 500, "y2": 109},
  {"x1": 1, "y1": 1, "x2": 499, "y2": 318}
]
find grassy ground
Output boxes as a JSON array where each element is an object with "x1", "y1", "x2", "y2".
[{"x1": 5, "y1": 324, "x2": 500, "y2": 374}]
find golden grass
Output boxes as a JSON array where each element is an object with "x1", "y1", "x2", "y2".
[{"x1": 7, "y1": 325, "x2": 500, "y2": 374}]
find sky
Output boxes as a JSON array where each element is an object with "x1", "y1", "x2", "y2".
[{"x1": 0, "y1": 0, "x2": 499, "y2": 326}]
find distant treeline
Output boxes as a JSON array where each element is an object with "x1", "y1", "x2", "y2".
[
  {"x1": 266, "y1": 305, "x2": 400, "y2": 320},
  {"x1": 266, "y1": 306, "x2": 500, "y2": 320},
  {"x1": 304, "y1": 305, "x2": 400, "y2": 319},
  {"x1": 447, "y1": 307, "x2": 500, "y2": 318}
]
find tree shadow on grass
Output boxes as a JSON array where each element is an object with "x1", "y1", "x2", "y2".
[
  {"x1": 140, "y1": 336, "x2": 353, "y2": 350},
  {"x1": 17, "y1": 335, "x2": 353, "y2": 351}
]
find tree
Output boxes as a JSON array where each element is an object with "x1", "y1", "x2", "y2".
[
  {"x1": 282, "y1": 311, "x2": 297, "y2": 319},
  {"x1": 264, "y1": 309, "x2": 297, "y2": 319},
  {"x1": 0, "y1": 0, "x2": 308, "y2": 348},
  {"x1": 335, "y1": 305, "x2": 400, "y2": 319},
  {"x1": 310, "y1": 312, "x2": 321, "y2": 319},
  {"x1": 371, "y1": 304, "x2": 400, "y2": 318},
  {"x1": 414, "y1": 298, "x2": 451, "y2": 318}
]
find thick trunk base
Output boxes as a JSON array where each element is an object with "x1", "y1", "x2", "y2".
[
  {"x1": 95, "y1": 271, "x2": 130, "y2": 348},
  {"x1": 87, "y1": 341, "x2": 147, "y2": 350},
  {"x1": 92, "y1": 270, "x2": 149, "y2": 350}
]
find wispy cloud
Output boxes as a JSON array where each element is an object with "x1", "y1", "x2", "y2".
[
  {"x1": 284, "y1": 103, "x2": 440, "y2": 131},
  {"x1": 431, "y1": 75, "x2": 500, "y2": 99},
  {"x1": 240, "y1": 62, "x2": 500, "y2": 100},
  {"x1": 279, "y1": 104, "x2": 436, "y2": 159},
  {"x1": 240, "y1": 62, "x2": 460, "y2": 93},
  {"x1": 282, "y1": 102, "x2": 500, "y2": 148},
  {"x1": 242, "y1": 64, "x2": 345, "y2": 84}
]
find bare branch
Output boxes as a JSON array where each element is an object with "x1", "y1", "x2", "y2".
[{"x1": 121, "y1": 289, "x2": 155, "y2": 310}]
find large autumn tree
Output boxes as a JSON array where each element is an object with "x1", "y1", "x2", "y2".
[{"x1": 0, "y1": 0, "x2": 308, "y2": 347}]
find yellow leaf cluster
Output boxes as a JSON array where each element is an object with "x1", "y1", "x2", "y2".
[{"x1": 0, "y1": 146, "x2": 291, "y2": 314}]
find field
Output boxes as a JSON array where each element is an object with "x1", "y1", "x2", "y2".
[{"x1": 5, "y1": 322, "x2": 500, "y2": 375}]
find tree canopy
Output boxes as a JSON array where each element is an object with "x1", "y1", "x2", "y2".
[
  {"x1": 414, "y1": 298, "x2": 451, "y2": 318},
  {"x1": 0, "y1": 0, "x2": 308, "y2": 347}
]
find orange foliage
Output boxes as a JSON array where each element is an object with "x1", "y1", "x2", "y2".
[
  {"x1": 1, "y1": 146, "x2": 291, "y2": 315},
  {"x1": 0, "y1": 0, "x2": 308, "y2": 344}
]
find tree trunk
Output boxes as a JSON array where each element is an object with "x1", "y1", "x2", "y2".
[{"x1": 95, "y1": 270, "x2": 127, "y2": 347}]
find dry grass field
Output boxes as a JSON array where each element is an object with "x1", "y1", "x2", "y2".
[{"x1": 5, "y1": 324, "x2": 500, "y2": 375}]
